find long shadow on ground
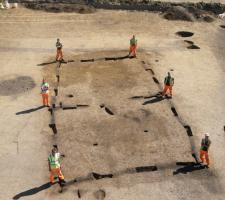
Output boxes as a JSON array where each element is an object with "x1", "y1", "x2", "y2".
[
  {"x1": 16, "y1": 106, "x2": 45, "y2": 115},
  {"x1": 81, "y1": 54, "x2": 135, "y2": 62},
  {"x1": 13, "y1": 182, "x2": 54, "y2": 200},
  {"x1": 13, "y1": 165, "x2": 157, "y2": 198},
  {"x1": 13, "y1": 162, "x2": 208, "y2": 198},
  {"x1": 143, "y1": 96, "x2": 165, "y2": 105},
  {"x1": 37, "y1": 61, "x2": 57, "y2": 66},
  {"x1": 173, "y1": 162, "x2": 207, "y2": 175}
]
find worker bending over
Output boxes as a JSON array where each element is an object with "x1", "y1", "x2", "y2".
[
  {"x1": 41, "y1": 79, "x2": 50, "y2": 107},
  {"x1": 48, "y1": 145, "x2": 66, "y2": 184},
  {"x1": 200, "y1": 133, "x2": 211, "y2": 167},
  {"x1": 129, "y1": 35, "x2": 137, "y2": 57},
  {"x1": 56, "y1": 38, "x2": 63, "y2": 61},
  {"x1": 162, "y1": 72, "x2": 174, "y2": 98}
]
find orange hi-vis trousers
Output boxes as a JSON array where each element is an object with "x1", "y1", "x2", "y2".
[
  {"x1": 200, "y1": 150, "x2": 210, "y2": 165},
  {"x1": 50, "y1": 168, "x2": 65, "y2": 183},
  {"x1": 56, "y1": 48, "x2": 63, "y2": 61},
  {"x1": 129, "y1": 45, "x2": 137, "y2": 56},
  {"x1": 163, "y1": 85, "x2": 173, "y2": 96},
  {"x1": 42, "y1": 93, "x2": 49, "y2": 106}
]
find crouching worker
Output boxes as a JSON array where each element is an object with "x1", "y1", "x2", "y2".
[{"x1": 48, "y1": 145, "x2": 66, "y2": 185}]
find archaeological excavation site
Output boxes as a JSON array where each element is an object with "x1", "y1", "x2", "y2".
[{"x1": 0, "y1": 0, "x2": 225, "y2": 200}]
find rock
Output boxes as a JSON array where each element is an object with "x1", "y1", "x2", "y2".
[{"x1": 0, "y1": 3, "x2": 4, "y2": 9}]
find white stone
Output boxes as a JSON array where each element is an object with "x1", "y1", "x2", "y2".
[
  {"x1": 0, "y1": 3, "x2": 4, "y2": 9},
  {"x1": 4, "y1": 3, "x2": 10, "y2": 9},
  {"x1": 218, "y1": 12, "x2": 225, "y2": 19}
]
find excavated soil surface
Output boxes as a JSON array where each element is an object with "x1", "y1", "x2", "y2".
[
  {"x1": 24, "y1": 3, "x2": 96, "y2": 14},
  {"x1": 176, "y1": 31, "x2": 194, "y2": 37},
  {"x1": 0, "y1": 75, "x2": 35, "y2": 96},
  {"x1": 43, "y1": 51, "x2": 193, "y2": 181},
  {"x1": 21, "y1": 0, "x2": 224, "y2": 22}
]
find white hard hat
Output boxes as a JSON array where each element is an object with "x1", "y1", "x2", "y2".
[{"x1": 205, "y1": 133, "x2": 210, "y2": 137}]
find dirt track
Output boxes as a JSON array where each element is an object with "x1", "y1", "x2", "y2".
[{"x1": 0, "y1": 4, "x2": 225, "y2": 200}]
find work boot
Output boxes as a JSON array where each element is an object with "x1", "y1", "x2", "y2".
[
  {"x1": 61, "y1": 179, "x2": 66, "y2": 184},
  {"x1": 59, "y1": 179, "x2": 66, "y2": 186}
]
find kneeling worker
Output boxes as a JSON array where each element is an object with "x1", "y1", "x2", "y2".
[{"x1": 48, "y1": 145, "x2": 66, "y2": 184}]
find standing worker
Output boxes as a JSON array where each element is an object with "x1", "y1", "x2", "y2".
[
  {"x1": 129, "y1": 35, "x2": 137, "y2": 57},
  {"x1": 162, "y1": 72, "x2": 174, "y2": 98},
  {"x1": 48, "y1": 145, "x2": 66, "y2": 184},
  {"x1": 56, "y1": 38, "x2": 63, "y2": 61},
  {"x1": 41, "y1": 79, "x2": 50, "y2": 107},
  {"x1": 200, "y1": 133, "x2": 211, "y2": 167}
]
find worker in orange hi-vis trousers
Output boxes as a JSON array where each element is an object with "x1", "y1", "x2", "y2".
[
  {"x1": 200, "y1": 133, "x2": 211, "y2": 167},
  {"x1": 162, "y1": 72, "x2": 174, "y2": 98},
  {"x1": 128, "y1": 35, "x2": 137, "y2": 57},
  {"x1": 48, "y1": 145, "x2": 66, "y2": 185},
  {"x1": 41, "y1": 79, "x2": 50, "y2": 107},
  {"x1": 56, "y1": 38, "x2": 63, "y2": 61}
]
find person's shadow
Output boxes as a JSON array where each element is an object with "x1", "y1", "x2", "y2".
[
  {"x1": 37, "y1": 61, "x2": 57, "y2": 66},
  {"x1": 12, "y1": 182, "x2": 55, "y2": 199},
  {"x1": 173, "y1": 162, "x2": 207, "y2": 175},
  {"x1": 143, "y1": 96, "x2": 165, "y2": 105},
  {"x1": 16, "y1": 106, "x2": 45, "y2": 115}
]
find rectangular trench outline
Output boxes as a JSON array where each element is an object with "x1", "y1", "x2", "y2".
[{"x1": 47, "y1": 55, "x2": 201, "y2": 191}]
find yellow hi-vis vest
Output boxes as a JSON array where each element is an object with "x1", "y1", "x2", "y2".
[{"x1": 48, "y1": 153, "x2": 60, "y2": 169}]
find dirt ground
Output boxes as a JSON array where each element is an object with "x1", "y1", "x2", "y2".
[{"x1": 0, "y1": 3, "x2": 225, "y2": 200}]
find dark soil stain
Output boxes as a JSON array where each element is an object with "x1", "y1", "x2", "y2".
[
  {"x1": 176, "y1": 31, "x2": 194, "y2": 37},
  {"x1": 171, "y1": 107, "x2": 178, "y2": 116},
  {"x1": 203, "y1": 15, "x2": 214, "y2": 22},
  {"x1": 67, "y1": 94, "x2": 74, "y2": 98},
  {"x1": 24, "y1": 3, "x2": 95, "y2": 14},
  {"x1": 152, "y1": 77, "x2": 159, "y2": 84},
  {"x1": 184, "y1": 40, "x2": 194, "y2": 45},
  {"x1": 105, "y1": 107, "x2": 114, "y2": 115},
  {"x1": 0, "y1": 76, "x2": 35, "y2": 96},
  {"x1": 187, "y1": 44, "x2": 200, "y2": 49},
  {"x1": 184, "y1": 125, "x2": 193, "y2": 136}
]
